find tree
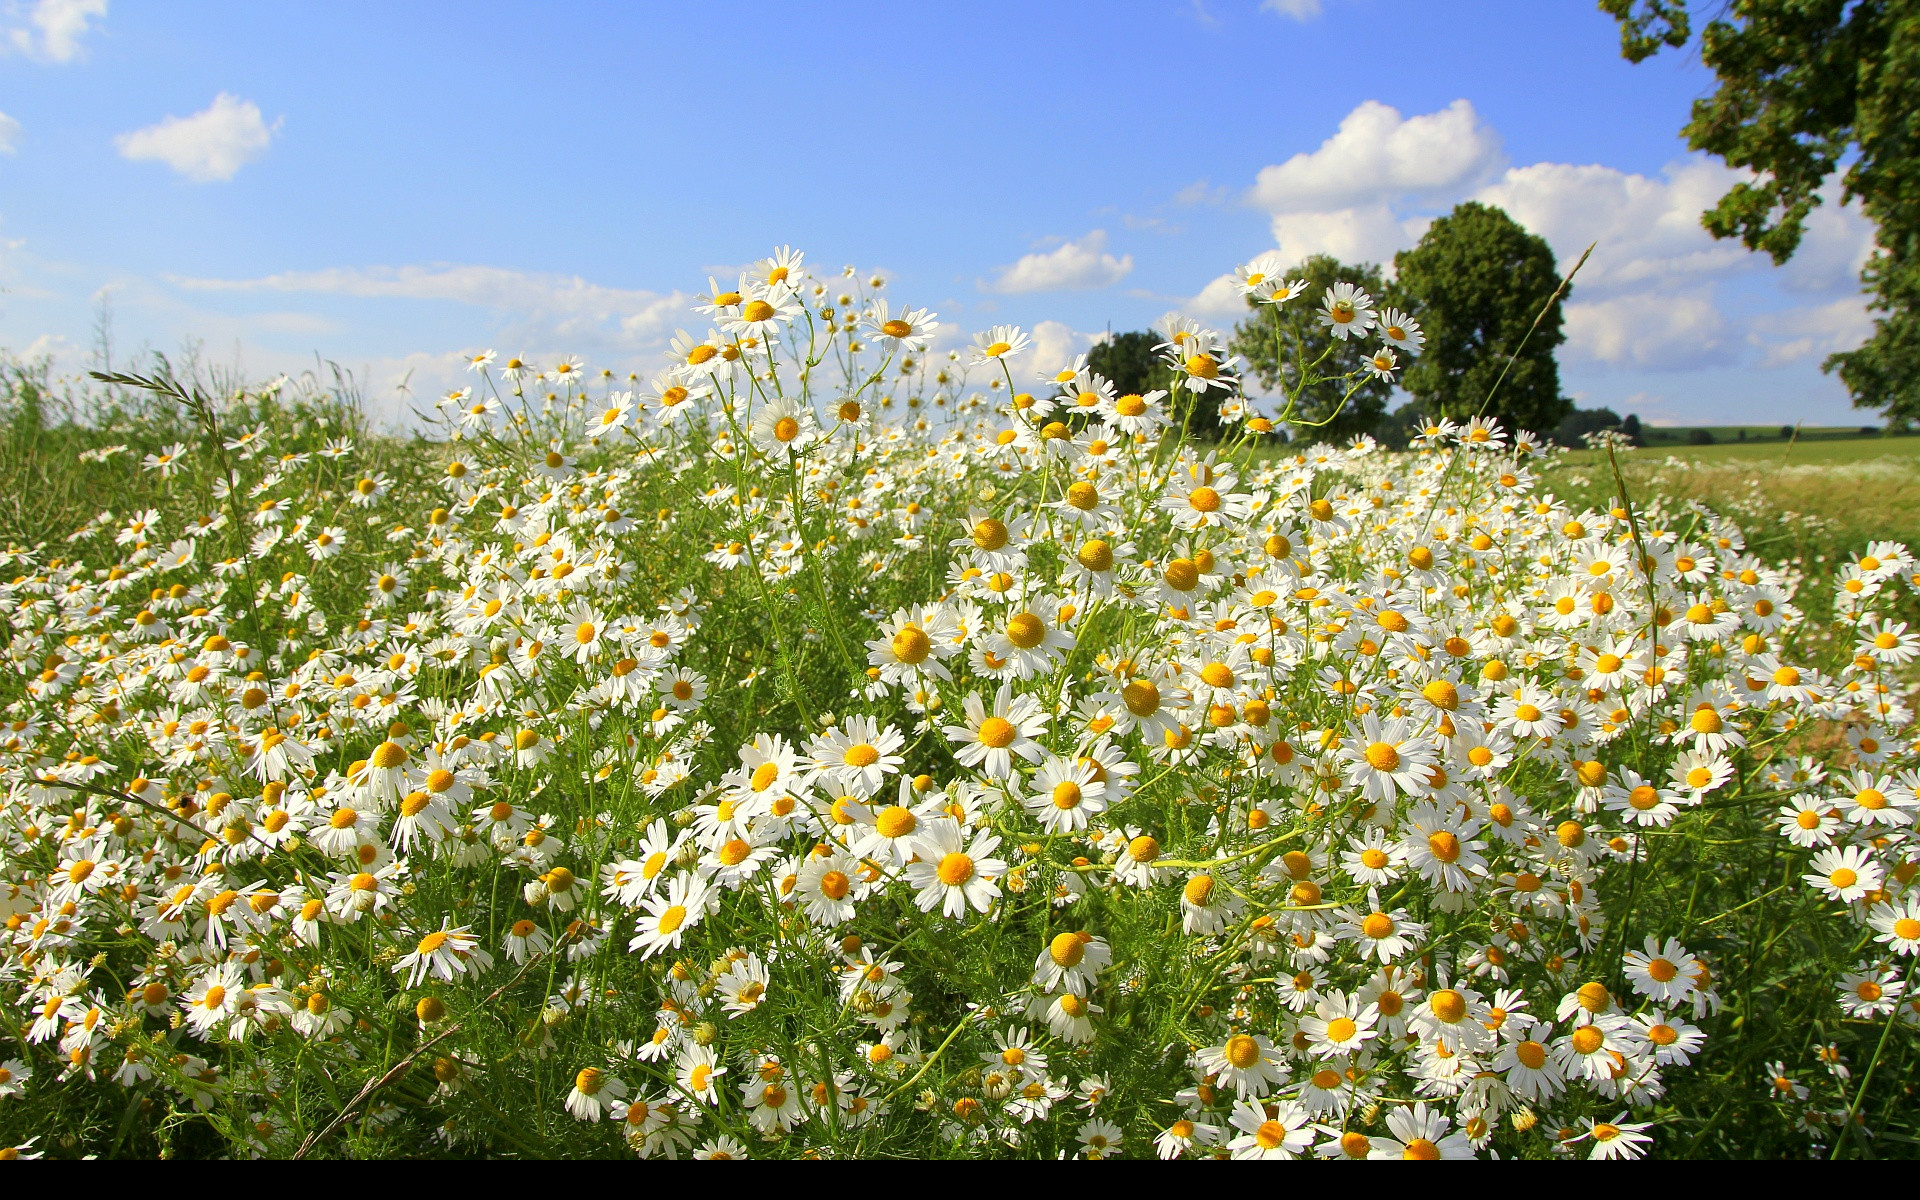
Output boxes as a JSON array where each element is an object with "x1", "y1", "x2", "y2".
[
  {"x1": 1603, "y1": 1, "x2": 1920, "y2": 420},
  {"x1": 1554, "y1": 406, "x2": 1623, "y2": 448},
  {"x1": 1083, "y1": 331, "x2": 1222, "y2": 440},
  {"x1": 1228, "y1": 254, "x2": 1395, "y2": 443},
  {"x1": 1390, "y1": 201, "x2": 1573, "y2": 434}
]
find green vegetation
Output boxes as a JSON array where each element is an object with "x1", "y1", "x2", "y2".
[
  {"x1": 1391, "y1": 201, "x2": 1573, "y2": 434},
  {"x1": 1604, "y1": 0, "x2": 1920, "y2": 422},
  {"x1": 1230, "y1": 255, "x2": 1397, "y2": 442}
]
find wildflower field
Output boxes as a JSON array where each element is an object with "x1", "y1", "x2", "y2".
[{"x1": 2, "y1": 250, "x2": 1917, "y2": 1161}]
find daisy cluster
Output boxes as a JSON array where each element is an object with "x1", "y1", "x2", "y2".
[{"x1": 0, "y1": 247, "x2": 1913, "y2": 1160}]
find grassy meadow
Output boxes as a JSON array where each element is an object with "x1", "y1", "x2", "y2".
[{"x1": 2, "y1": 320, "x2": 1918, "y2": 1163}]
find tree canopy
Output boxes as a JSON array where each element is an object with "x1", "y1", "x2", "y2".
[
  {"x1": 1602, "y1": 0, "x2": 1920, "y2": 420},
  {"x1": 1228, "y1": 254, "x2": 1395, "y2": 443},
  {"x1": 1391, "y1": 201, "x2": 1573, "y2": 434}
]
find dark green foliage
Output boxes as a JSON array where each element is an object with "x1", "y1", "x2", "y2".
[
  {"x1": 1603, "y1": 0, "x2": 1920, "y2": 420},
  {"x1": 1228, "y1": 254, "x2": 1395, "y2": 443},
  {"x1": 1391, "y1": 201, "x2": 1573, "y2": 434},
  {"x1": 1554, "y1": 405, "x2": 1624, "y2": 447}
]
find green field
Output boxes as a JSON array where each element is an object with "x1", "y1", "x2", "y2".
[
  {"x1": 1551, "y1": 435, "x2": 1920, "y2": 580},
  {"x1": 1627, "y1": 428, "x2": 1920, "y2": 464}
]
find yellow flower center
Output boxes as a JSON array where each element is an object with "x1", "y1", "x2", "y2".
[
  {"x1": 971, "y1": 519, "x2": 1009, "y2": 550},
  {"x1": 1006, "y1": 613, "x2": 1046, "y2": 649},
  {"x1": 874, "y1": 806, "x2": 918, "y2": 839},
  {"x1": 977, "y1": 717, "x2": 1018, "y2": 748},
  {"x1": 1224, "y1": 1034, "x2": 1261, "y2": 1069},
  {"x1": 936, "y1": 852, "x2": 975, "y2": 886}
]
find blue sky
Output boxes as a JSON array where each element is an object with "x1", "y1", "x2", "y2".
[{"x1": 0, "y1": 0, "x2": 1881, "y2": 427}]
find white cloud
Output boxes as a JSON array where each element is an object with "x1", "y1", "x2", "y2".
[
  {"x1": 1229, "y1": 99, "x2": 1881, "y2": 380},
  {"x1": 1261, "y1": 0, "x2": 1322, "y2": 18},
  {"x1": 1474, "y1": 160, "x2": 1876, "y2": 298},
  {"x1": 987, "y1": 231, "x2": 1133, "y2": 294},
  {"x1": 1471, "y1": 159, "x2": 1876, "y2": 367},
  {"x1": 173, "y1": 263, "x2": 690, "y2": 349},
  {"x1": 1184, "y1": 272, "x2": 1251, "y2": 322},
  {"x1": 1269, "y1": 205, "x2": 1431, "y2": 272},
  {"x1": 1025, "y1": 320, "x2": 1092, "y2": 378},
  {"x1": 5, "y1": 0, "x2": 106, "y2": 63},
  {"x1": 1563, "y1": 290, "x2": 1731, "y2": 370},
  {"x1": 1250, "y1": 100, "x2": 1502, "y2": 214},
  {"x1": 1748, "y1": 298, "x2": 1874, "y2": 368},
  {"x1": 0, "y1": 111, "x2": 19, "y2": 154},
  {"x1": 1473, "y1": 159, "x2": 1751, "y2": 294},
  {"x1": 115, "y1": 93, "x2": 278, "y2": 183}
]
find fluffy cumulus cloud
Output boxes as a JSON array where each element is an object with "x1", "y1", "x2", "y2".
[
  {"x1": 1474, "y1": 159, "x2": 1751, "y2": 294},
  {"x1": 0, "y1": 110, "x2": 19, "y2": 154},
  {"x1": 1747, "y1": 297, "x2": 1876, "y2": 369},
  {"x1": 1477, "y1": 161, "x2": 1874, "y2": 369},
  {"x1": 1250, "y1": 99, "x2": 1503, "y2": 215},
  {"x1": 1184, "y1": 272, "x2": 1252, "y2": 322},
  {"x1": 1203, "y1": 97, "x2": 1879, "y2": 378},
  {"x1": 1563, "y1": 291, "x2": 1731, "y2": 371},
  {"x1": 1023, "y1": 319, "x2": 1093, "y2": 378},
  {"x1": 115, "y1": 93, "x2": 279, "y2": 183},
  {"x1": 988, "y1": 231, "x2": 1133, "y2": 294},
  {"x1": 174, "y1": 263, "x2": 690, "y2": 351},
  {"x1": 5, "y1": 0, "x2": 106, "y2": 62},
  {"x1": 1269, "y1": 207, "x2": 1431, "y2": 275}
]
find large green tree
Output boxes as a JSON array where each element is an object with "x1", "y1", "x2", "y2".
[
  {"x1": 1229, "y1": 254, "x2": 1395, "y2": 443},
  {"x1": 1602, "y1": 0, "x2": 1920, "y2": 420},
  {"x1": 1390, "y1": 201, "x2": 1573, "y2": 434}
]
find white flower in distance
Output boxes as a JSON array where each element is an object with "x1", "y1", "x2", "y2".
[
  {"x1": 945, "y1": 684, "x2": 1048, "y2": 779},
  {"x1": 970, "y1": 324, "x2": 1030, "y2": 366},
  {"x1": 865, "y1": 299, "x2": 939, "y2": 352},
  {"x1": 1226, "y1": 1097, "x2": 1313, "y2": 1159},
  {"x1": 1032, "y1": 930, "x2": 1111, "y2": 996},
  {"x1": 393, "y1": 921, "x2": 492, "y2": 988},
  {"x1": 1804, "y1": 844, "x2": 1882, "y2": 903},
  {"x1": 565, "y1": 1067, "x2": 626, "y2": 1122},
  {"x1": 1622, "y1": 935, "x2": 1698, "y2": 1004},
  {"x1": 905, "y1": 817, "x2": 1005, "y2": 918}
]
